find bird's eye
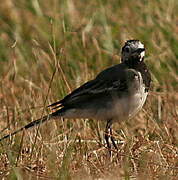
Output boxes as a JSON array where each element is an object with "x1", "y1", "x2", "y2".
[{"x1": 124, "y1": 47, "x2": 130, "y2": 53}]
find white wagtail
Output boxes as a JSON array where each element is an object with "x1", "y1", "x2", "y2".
[{"x1": 0, "y1": 40, "x2": 151, "y2": 151}]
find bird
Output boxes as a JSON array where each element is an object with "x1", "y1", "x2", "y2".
[{"x1": 0, "y1": 40, "x2": 151, "y2": 152}]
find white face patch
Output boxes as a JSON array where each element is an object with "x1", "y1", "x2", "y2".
[
  {"x1": 137, "y1": 42, "x2": 144, "y2": 49},
  {"x1": 138, "y1": 42, "x2": 145, "y2": 61},
  {"x1": 140, "y1": 51, "x2": 145, "y2": 60}
]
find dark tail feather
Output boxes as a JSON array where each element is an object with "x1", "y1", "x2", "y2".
[{"x1": 0, "y1": 111, "x2": 61, "y2": 142}]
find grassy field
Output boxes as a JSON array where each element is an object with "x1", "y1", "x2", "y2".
[{"x1": 0, "y1": 0, "x2": 178, "y2": 179}]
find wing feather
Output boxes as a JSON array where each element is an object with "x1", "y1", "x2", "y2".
[{"x1": 48, "y1": 63, "x2": 128, "y2": 108}]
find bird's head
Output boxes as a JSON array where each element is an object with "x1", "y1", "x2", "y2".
[{"x1": 121, "y1": 40, "x2": 145, "y2": 63}]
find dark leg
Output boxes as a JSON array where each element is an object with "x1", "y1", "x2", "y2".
[
  {"x1": 110, "y1": 127, "x2": 118, "y2": 150},
  {"x1": 105, "y1": 120, "x2": 118, "y2": 153},
  {"x1": 105, "y1": 121, "x2": 111, "y2": 151}
]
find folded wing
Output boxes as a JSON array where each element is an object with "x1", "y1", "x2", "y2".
[{"x1": 48, "y1": 64, "x2": 128, "y2": 109}]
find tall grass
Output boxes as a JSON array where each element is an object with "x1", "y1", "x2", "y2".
[{"x1": 0, "y1": 0, "x2": 178, "y2": 179}]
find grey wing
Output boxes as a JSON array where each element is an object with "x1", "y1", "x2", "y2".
[
  {"x1": 48, "y1": 79, "x2": 104, "y2": 109},
  {"x1": 48, "y1": 67, "x2": 128, "y2": 110}
]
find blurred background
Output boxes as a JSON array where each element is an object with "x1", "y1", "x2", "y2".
[{"x1": 0, "y1": 0, "x2": 178, "y2": 179}]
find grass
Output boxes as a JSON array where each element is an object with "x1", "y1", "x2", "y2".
[{"x1": 0, "y1": 0, "x2": 178, "y2": 179}]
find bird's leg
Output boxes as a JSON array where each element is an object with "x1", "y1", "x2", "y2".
[
  {"x1": 105, "y1": 120, "x2": 111, "y2": 151},
  {"x1": 109, "y1": 126, "x2": 118, "y2": 150},
  {"x1": 105, "y1": 120, "x2": 118, "y2": 153}
]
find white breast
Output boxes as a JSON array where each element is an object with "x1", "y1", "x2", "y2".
[
  {"x1": 128, "y1": 88, "x2": 147, "y2": 119},
  {"x1": 110, "y1": 71, "x2": 148, "y2": 122},
  {"x1": 127, "y1": 71, "x2": 148, "y2": 119}
]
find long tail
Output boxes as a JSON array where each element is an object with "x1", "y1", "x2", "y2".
[{"x1": 0, "y1": 111, "x2": 61, "y2": 142}]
